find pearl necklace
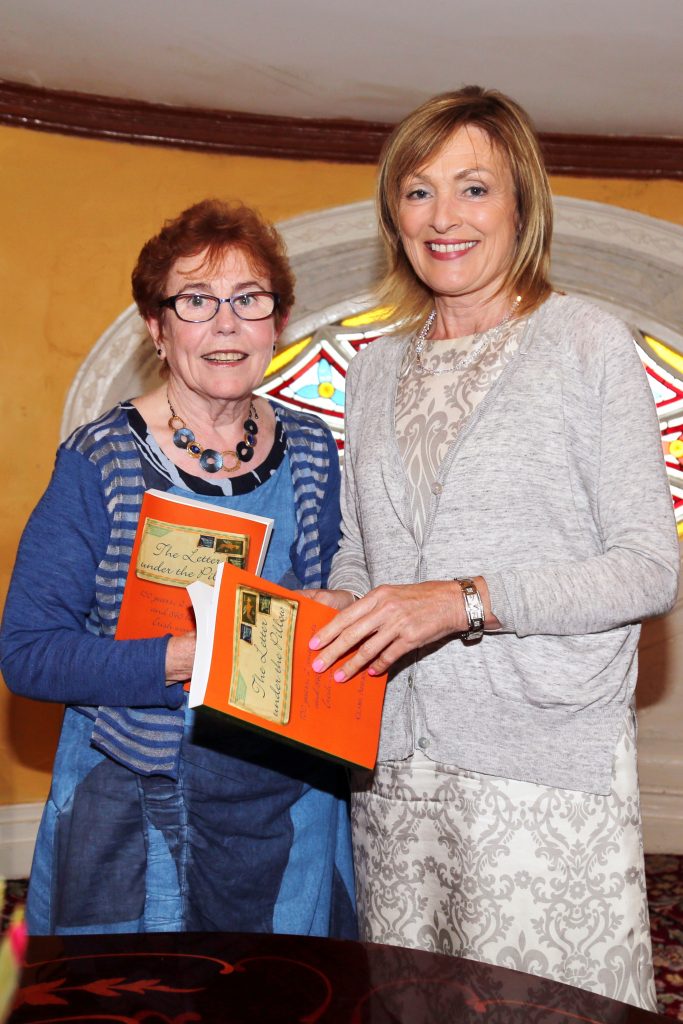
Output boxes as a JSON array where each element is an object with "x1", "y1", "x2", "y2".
[{"x1": 412, "y1": 295, "x2": 523, "y2": 377}]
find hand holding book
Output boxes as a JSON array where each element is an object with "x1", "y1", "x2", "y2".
[
  {"x1": 165, "y1": 630, "x2": 197, "y2": 684},
  {"x1": 188, "y1": 565, "x2": 387, "y2": 769},
  {"x1": 308, "y1": 579, "x2": 470, "y2": 681},
  {"x1": 297, "y1": 588, "x2": 356, "y2": 611},
  {"x1": 115, "y1": 490, "x2": 387, "y2": 767}
]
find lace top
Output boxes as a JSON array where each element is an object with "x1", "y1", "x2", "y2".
[{"x1": 395, "y1": 318, "x2": 527, "y2": 543}]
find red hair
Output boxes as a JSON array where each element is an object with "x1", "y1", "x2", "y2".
[{"x1": 132, "y1": 199, "x2": 295, "y2": 329}]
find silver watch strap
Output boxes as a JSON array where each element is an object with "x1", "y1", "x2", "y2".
[{"x1": 454, "y1": 577, "x2": 485, "y2": 641}]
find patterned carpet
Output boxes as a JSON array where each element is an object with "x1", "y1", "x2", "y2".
[
  {"x1": 3, "y1": 855, "x2": 683, "y2": 1017},
  {"x1": 646, "y1": 854, "x2": 683, "y2": 1018}
]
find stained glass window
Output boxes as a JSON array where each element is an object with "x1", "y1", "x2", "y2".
[
  {"x1": 257, "y1": 311, "x2": 683, "y2": 535},
  {"x1": 256, "y1": 307, "x2": 394, "y2": 449},
  {"x1": 639, "y1": 334, "x2": 683, "y2": 535}
]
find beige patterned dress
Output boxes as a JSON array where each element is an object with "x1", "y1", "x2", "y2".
[{"x1": 350, "y1": 321, "x2": 656, "y2": 1011}]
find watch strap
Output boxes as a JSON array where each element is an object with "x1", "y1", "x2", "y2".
[{"x1": 454, "y1": 577, "x2": 485, "y2": 641}]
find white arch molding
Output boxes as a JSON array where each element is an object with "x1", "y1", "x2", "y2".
[
  {"x1": 61, "y1": 197, "x2": 683, "y2": 854},
  {"x1": 61, "y1": 196, "x2": 683, "y2": 438}
]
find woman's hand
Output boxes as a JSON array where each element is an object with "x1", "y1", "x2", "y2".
[
  {"x1": 309, "y1": 581, "x2": 468, "y2": 681},
  {"x1": 298, "y1": 588, "x2": 356, "y2": 611},
  {"x1": 165, "y1": 631, "x2": 196, "y2": 684}
]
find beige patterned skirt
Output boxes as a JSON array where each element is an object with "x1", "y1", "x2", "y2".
[{"x1": 351, "y1": 709, "x2": 656, "y2": 1011}]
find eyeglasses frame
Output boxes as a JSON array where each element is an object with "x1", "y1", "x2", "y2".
[{"x1": 159, "y1": 290, "x2": 281, "y2": 323}]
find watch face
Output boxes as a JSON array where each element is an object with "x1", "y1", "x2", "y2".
[{"x1": 458, "y1": 579, "x2": 485, "y2": 639}]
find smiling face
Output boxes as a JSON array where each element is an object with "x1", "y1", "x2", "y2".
[
  {"x1": 147, "y1": 247, "x2": 280, "y2": 408},
  {"x1": 397, "y1": 125, "x2": 519, "y2": 309}
]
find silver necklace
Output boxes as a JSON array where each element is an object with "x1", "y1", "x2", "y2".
[{"x1": 412, "y1": 295, "x2": 522, "y2": 377}]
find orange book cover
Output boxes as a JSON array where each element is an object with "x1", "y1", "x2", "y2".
[
  {"x1": 115, "y1": 489, "x2": 273, "y2": 641},
  {"x1": 188, "y1": 563, "x2": 387, "y2": 769}
]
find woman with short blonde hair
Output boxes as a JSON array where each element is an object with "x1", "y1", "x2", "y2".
[{"x1": 309, "y1": 86, "x2": 677, "y2": 1009}]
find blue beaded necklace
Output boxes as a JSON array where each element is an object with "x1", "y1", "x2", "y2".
[{"x1": 167, "y1": 393, "x2": 259, "y2": 474}]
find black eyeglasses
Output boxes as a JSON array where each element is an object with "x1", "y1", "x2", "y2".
[{"x1": 159, "y1": 290, "x2": 280, "y2": 323}]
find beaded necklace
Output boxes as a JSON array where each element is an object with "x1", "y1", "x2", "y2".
[{"x1": 167, "y1": 393, "x2": 259, "y2": 474}]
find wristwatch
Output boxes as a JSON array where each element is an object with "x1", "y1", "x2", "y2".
[{"x1": 454, "y1": 577, "x2": 485, "y2": 642}]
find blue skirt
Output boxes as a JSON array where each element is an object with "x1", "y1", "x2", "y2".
[{"x1": 27, "y1": 706, "x2": 357, "y2": 937}]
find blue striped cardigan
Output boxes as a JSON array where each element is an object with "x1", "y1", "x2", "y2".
[{"x1": 60, "y1": 401, "x2": 340, "y2": 778}]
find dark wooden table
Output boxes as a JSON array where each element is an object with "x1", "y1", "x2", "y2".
[{"x1": 7, "y1": 931, "x2": 663, "y2": 1023}]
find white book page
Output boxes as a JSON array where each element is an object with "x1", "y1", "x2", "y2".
[{"x1": 187, "y1": 565, "x2": 222, "y2": 707}]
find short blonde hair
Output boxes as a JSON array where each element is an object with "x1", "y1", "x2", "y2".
[{"x1": 377, "y1": 85, "x2": 553, "y2": 330}]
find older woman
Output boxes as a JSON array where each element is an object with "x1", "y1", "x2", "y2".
[
  {"x1": 308, "y1": 87, "x2": 678, "y2": 1008},
  {"x1": 0, "y1": 199, "x2": 356, "y2": 937}
]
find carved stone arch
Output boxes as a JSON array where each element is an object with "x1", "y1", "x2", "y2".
[{"x1": 551, "y1": 199, "x2": 683, "y2": 347}]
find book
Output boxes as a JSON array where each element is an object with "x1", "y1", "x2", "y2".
[
  {"x1": 115, "y1": 489, "x2": 273, "y2": 641},
  {"x1": 188, "y1": 563, "x2": 388, "y2": 769}
]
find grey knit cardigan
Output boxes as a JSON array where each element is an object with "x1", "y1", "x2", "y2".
[{"x1": 328, "y1": 293, "x2": 679, "y2": 793}]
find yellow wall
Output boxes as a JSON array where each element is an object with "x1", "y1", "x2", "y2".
[
  {"x1": 552, "y1": 175, "x2": 683, "y2": 222},
  {"x1": 2, "y1": 123, "x2": 683, "y2": 805}
]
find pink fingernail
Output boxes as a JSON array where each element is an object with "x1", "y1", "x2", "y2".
[
  {"x1": 367, "y1": 667, "x2": 377, "y2": 676},
  {"x1": 312, "y1": 658, "x2": 325, "y2": 672},
  {"x1": 9, "y1": 919, "x2": 27, "y2": 961},
  {"x1": 309, "y1": 637, "x2": 321, "y2": 650},
  {"x1": 334, "y1": 670, "x2": 347, "y2": 683}
]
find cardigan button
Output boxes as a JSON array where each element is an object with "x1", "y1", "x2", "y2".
[
  {"x1": 431, "y1": 481, "x2": 443, "y2": 495},
  {"x1": 417, "y1": 736, "x2": 429, "y2": 750}
]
